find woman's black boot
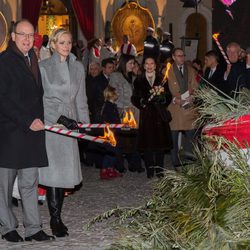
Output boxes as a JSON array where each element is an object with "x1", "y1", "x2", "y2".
[{"x1": 46, "y1": 187, "x2": 68, "y2": 237}]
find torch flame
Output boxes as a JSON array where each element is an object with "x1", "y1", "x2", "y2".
[
  {"x1": 213, "y1": 33, "x2": 220, "y2": 40},
  {"x1": 163, "y1": 62, "x2": 172, "y2": 82},
  {"x1": 100, "y1": 124, "x2": 117, "y2": 146},
  {"x1": 122, "y1": 110, "x2": 137, "y2": 128}
]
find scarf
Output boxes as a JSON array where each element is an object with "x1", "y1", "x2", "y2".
[{"x1": 8, "y1": 40, "x2": 40, "y2": 85}]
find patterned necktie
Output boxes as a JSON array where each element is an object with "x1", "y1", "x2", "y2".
[{"x1": 25, "y1": 56, "x2": 31, "y2": 67}]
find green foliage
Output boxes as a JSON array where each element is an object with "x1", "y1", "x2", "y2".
[
  {"x1": 89, "y1": 138, "x2": 250, "y2": 249},
  {"x1": 88, "y1": 89, "x2": 250, "y2": 249},
  {"x1": 194, "y1": 87, "x2": 250, "y2": 127}
]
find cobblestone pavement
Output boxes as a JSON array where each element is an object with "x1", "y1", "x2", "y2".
[{"x1": 0, "y1": 165, "x2": 159, "y2": 250}]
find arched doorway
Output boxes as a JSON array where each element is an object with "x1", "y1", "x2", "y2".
[
  {"x1": 38, "y1": 0, "x2": 77, "y2": 39},
  {"x1": 185, "y1": 13, "x2": 207, "y2": 60}
]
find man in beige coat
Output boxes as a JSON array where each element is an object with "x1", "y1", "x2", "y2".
[{"x1": 167, "y1": 48, "x2": 198, "y2": 168}]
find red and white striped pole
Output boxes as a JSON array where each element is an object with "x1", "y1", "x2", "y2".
[
  {"x1": 77, "y1": 123, "x2": 127, "y2": 129},
  {"x1": 212, "y1": 33, "x2": 231, "y2": 65},
  {"x1": 45, "y1": 125, "x2": 108, "y2": 144}
]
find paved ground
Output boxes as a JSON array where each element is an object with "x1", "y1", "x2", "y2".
[{"x1": 0, "y1": 163, "x2": 164, "y2": 250}]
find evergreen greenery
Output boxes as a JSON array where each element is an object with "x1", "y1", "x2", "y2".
[{"x1": 88, "y1": 88, "x2": 250, "y2": 249}]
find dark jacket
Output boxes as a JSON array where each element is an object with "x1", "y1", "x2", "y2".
[
  {"x1": 223, "y1": 61, "x2": 246, "y2": 97},
  {"x1": 92, "y1": 73, "x2": 109, "y2": 123},
  {"x1": 244, "y1": 67, "x2": 250, "y2": 89},
  {"x1": 101, "y1": 101, "x2": 120, "y2": 124},
  {"x1": 143, "y1": 36, "x2": 159, "y2": 59},
  {"x1": 159, "y1": 39, "x2": 174, "y2": 63},
  {"x1": 86, "y1": 74, "x2": 97, "y2": 122},
  {"x1": 0, "y1": 43, "x2": 48, "y2": 169},
  {"x1": 203, "y1": 64, "x2": 226, "y2": 92},
  {"x1": 131, "y1": 74, "x2": 172, "y2": 150}
]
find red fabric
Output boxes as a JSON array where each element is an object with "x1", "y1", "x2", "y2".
[
  {"x1": 94, "y1": 47, "x2": 100, "y2": 57},
  {"x1": 121, "y1": 43, "x2": 132, "y2": 55},
  {"x1": 22, "y1": 0, "x2": 43, "y2": 29},
  {"x1": 71, "y1": 0, "x2": 94, "y2": 41},
  {"x1": 203, "y1": 114, "x2": 250, "y2": 148},
  {"x1": 38, "y1": 187, "x2": 46, "y2": 196},
  {"x1": 34, "y1": 33, "x2": 43, "y2": 49}
]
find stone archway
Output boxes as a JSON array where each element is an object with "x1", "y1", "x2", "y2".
[
  {"x1": 186, "y1": 13, "x2": 207, "y2": 60},
  {"x1": 178, "y1": 3, "x2": 212, "y2": 59}
]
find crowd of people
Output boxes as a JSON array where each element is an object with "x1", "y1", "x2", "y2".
[{"x1": 1, "y1": 18, "x2": 250, "y2": 243}]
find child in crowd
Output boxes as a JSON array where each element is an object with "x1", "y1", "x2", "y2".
[{"x1": 100, "y1": 86, "x2": 123, "y2": 179}]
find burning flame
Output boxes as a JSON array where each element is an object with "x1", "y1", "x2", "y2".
[
  {"x1": 100, "y1": 124, "x2": 117, "y2": 146},
  {"x1": 163, "y1": 62, "x2": 172, "y2": 82},
  {"x1": 212, "y1": 33, "x2": 220, "y2": 40},
  {"x1": 122, "y1": 110, "x2": 137, "y2": 128}
]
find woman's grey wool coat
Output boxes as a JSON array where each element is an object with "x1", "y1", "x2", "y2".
[{"x1": 38, "y1": 52, "x2": 90, "y2": 188}]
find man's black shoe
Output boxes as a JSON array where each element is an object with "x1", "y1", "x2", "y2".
[
  {"x1": 25, "y1": 230, "x2": 55, "y2": 241},
  {"x1": 2, "y1": 230, "x2": 23, "y2": 242}
]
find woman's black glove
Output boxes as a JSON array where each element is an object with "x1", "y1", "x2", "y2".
[
  {"x1": 57, "y1": 115, "x2": 78, "y2": 130},
  {"x1": 140, "y1": 98, "x2": 149, "y2": 108},
  {"x1": 151, "y1": 95, "x2": 166, "y2": 104}
]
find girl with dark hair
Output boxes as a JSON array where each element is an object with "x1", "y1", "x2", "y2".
[{"x1": 131, "y1": 57, "x2": 173, "y2": 178}]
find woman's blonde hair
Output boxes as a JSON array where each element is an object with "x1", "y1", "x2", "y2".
[
  {"x1": 49, "y1": 28, "x2": 72, "y2": 52},
  {"x1": 103, "y1": 86, "x2": 118, "y2": 101}
]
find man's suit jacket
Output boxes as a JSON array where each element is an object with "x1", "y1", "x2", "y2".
[
  {"x1": 0, "y1": 43, "x2": 48, "y2": 169},
  {"x1": 203, "y1": 64, "x2": 225, "y2": 92},
  {"x1": 223, "y1": 61, "x2": 246, "y2": 97},
  {"x1": 92, "y1": 73, "x2": 109, "y2": 123},
  {"x1": 168, "y1": 63, "x2": 198, "y2": 131}
]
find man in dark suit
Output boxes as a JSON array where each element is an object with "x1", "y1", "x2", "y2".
[
  {"x1": 0, "y1": 19, "x2": 54, "y2": 242},
  {"x1": 203, "y1": 50, "x2": 225, "y2": 93},
  {"x1": 85, "y1": 62, "x2": 101, "y2": 122},
  {"x1": 92, "y1": 58, "x2": 115, "y2": 123},
  {"x1": 223, "y1": 42, "x2": 246, "y2": 97}
]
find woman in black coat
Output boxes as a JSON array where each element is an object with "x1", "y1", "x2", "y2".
[{"x1": 131, "y1": 57, "x2": 172, "y2": 178}]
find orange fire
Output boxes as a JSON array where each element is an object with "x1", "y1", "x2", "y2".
[
  {"x1": 122, "y1": 110, "x2": 137, "y2": 128},
  {"x1": 213, "y1": 33, "x2": 220, "y2": 40},
  {"x1": 163, "y1": 62, "x2": 172, "y2": 82},
  {"x1": 100, "y1": 124, "x2": 117, "y2": 147}
]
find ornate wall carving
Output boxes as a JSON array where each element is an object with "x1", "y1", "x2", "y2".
[{"x1": 111, "y1": 1, "x2": 155, "y2": 52}]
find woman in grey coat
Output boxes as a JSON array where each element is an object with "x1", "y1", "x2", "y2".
[
  {"x1": 39, "y1": 28, "x2": 89, "y2": 237},
  {"x1": 109, "y1": 54, "x2": 143, "y2": 173}
]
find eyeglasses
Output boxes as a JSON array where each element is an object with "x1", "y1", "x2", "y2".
[{"x1": 15, "y1": 32, "x2": 34, "y2": 39}]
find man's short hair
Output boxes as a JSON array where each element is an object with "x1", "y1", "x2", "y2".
[
  {"x1": 172, "y1": 48, "x2": 183, "y2": 56},
  {"x1": 205, "y1": 50, "x2": 219, "y2": 62},
  {"x1": 101, "y1": 58, "x2": 115, "y2": 67}
]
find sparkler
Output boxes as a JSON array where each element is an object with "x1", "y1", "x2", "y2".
[{"x1": 212, "y1": 33, "x2": 230, "y2": 65}]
